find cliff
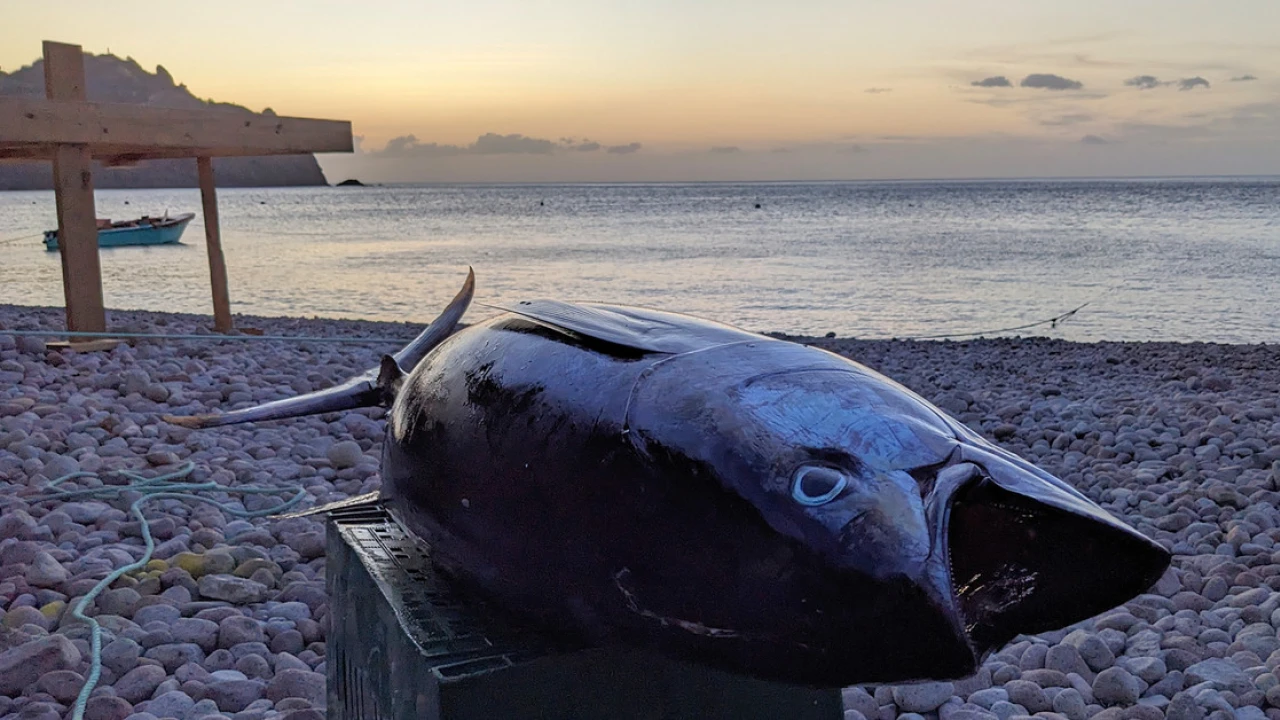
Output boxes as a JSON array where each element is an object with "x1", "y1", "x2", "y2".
[{"x1": 0, "y1": 53, "x2": 329, "y2": 189}]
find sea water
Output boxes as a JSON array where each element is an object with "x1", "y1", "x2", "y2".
[{"x1": 1, "y1": 177, "x2": 1277, "y2": 343}]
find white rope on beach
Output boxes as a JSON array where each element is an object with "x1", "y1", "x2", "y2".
[
  {"x1": 0, "y1": 329, "x2": 415, "y2": 345},
  {"x1": 895, "y1": 302, "x2": 1091, "y2": 341},
  {"x1": 0, "y1": 232, "x2": 44, "y2": 246}
]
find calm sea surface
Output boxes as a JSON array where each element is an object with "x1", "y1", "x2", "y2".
[{"x1": 1, "y1": 178, "x2": 1277, "y2": 343}]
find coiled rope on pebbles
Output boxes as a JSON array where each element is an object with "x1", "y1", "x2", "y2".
[{"x1": 34, "y1": 462, "x2": 307, "y2": 720}]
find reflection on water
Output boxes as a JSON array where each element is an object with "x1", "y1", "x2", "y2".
[{"x1": 0, "y1": 178, "x2": 1277, "y2": 343}]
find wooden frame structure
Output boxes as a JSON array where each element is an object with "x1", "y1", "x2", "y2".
[{"x1": 0, "y1": 41, "x2": 353, "y2": 337}]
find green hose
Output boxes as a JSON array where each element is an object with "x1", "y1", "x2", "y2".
[{"x1": 37, "y1": 462, "x2": 307, "y2": 720}]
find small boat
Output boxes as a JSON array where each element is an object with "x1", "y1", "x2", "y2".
[{"x1": 43, "y1": 212, "x2": 195, "y2": 251}]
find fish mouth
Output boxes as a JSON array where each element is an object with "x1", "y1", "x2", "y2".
[{"x1": 939, "y1": 467, "x2": 1171, "y2": 664}]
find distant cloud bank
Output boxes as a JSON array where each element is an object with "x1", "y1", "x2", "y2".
[
  {"x1": 971, "y1": 76, "x2": 1012, "y2": 88},
  {"x1": 1231, "y1": 75, "x2": 1258, "y2": 82},
  {"x1": 373, "y1": 133, "x2": 641, "y2": 158},
  {"x1": 1124, "y1": 75, "x2": 1162, "y2": 90},
  {"x1": 864, "y1": 87, "x2": 893, "y2": 94},
  {"x1": 1124, "y1": 75, "x2": 1214, "y2": 91},
  {"x1": 970, "y1": 74, "x2": 1083, "y2": 90},
  {"x1": 1020, "y1": 73, "x2": 1084, "y2": 91}
]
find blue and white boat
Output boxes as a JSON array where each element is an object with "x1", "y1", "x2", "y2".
[{"x1": 43, "y1": 212, "x2": 195, "y2": 251}]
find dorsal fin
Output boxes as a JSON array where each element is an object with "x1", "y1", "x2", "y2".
[{"x1": 490, "y1": 300, "x2": 762, "y2": 355}]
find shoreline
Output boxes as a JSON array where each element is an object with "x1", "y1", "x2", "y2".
[{"x1": 2, "y1": 302, "x2": 1276, "y2": 351}]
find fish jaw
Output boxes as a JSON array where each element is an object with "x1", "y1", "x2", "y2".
[{"x1": 932, "y1": 460, "x2": 1170, "y2": 659}]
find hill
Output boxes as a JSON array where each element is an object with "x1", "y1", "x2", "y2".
[{"x1": 0, "y1": 52, "x2": 329, "y2": 189}]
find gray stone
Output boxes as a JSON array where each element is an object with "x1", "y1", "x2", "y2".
[
  {"x1": 969, "y1": 689, "x2": 1009, "y2": 709},
  {"x1": 203, "y1": 679, "x2": 266, "y2": 713},
  {"x1": 84, "y1": 694, "x2": 133, "y2": 720},
  {"x1": 1046, "y1": 644, "x2": 1093, "y2": 681},
  {"x1": 0, "y1": 634, "x2": 82, "y2": 694},
  {"x1": 115, "y1": 664, "x2": 168, "y2": 704},
  {"x1": 98, "y1": 587, "x2": 142, "y2": 617},
  {"x1": 1006, "y1": 680, "x2": 1051, "y2": 714},
  {"x1": 198, "y1": 575, "x2": 270, "y2": 604},
  {"x1": 1052, "y1": 688, "x2": 1088, "y2": 720},
  {"x1": 1234, "y1": 708, "x2": 1266, "y2": 720},
  {"x1": 218, "y1": 615, "x2": 266, "y2": 648},
  {"x1": 133, "y1": 604, "x2": 181, "y2": 627},
  {"x1": 281, "y1": 531, "x2": 325, "y2": 561},
  {"x1": 265, "y1": 669, "x2": 326, "y2": 706},
  {"x1": 893, "y1": 682, "x2": 956, "y2": 713},
  {"x1": 1185, "y1": 658, "x2": 1254, "y2": 695},
  {"x1": 1093, "y1": 667, "x2": 1143, "y2": 706},
  {"x1": 171, "y1": 617, "x2": 221, "y2": 653},
  {"x1": 1065, "y1": 632, "x2": 1116, "y2": 672},
  {"x1": 990, "y1": 701, "x2": 1028, "y2": 720},
  {"x1": 268, "y1": 602, "x2": 312, "y2": 623},
  {"x1": 325, "y1": 441, "x2": 363, "y2": 469},
  {"x1": 843, "y1": 687, "x2": 879, "y2": 719},
  {"x1": 101, "y1": 637, "x2": 142, "y2": 676},
  {"x1": 145, "y1": 690, "x2": 195, "y2": 719},
  {"x1": 26, "y1": 551, "x2": 68, "y2": 588},
  {"x1": 273, "y1": 653, "x2": 312, "y2": 674},
  {"x1": 143, "y1": 642, "x2": 206, "y2": 673},
  {"x1": 36, "y1": 668, "x2": 85, "y2": 704},
  {"x1": 234, "y1": 653, "x2": 273, "y2": 681}
]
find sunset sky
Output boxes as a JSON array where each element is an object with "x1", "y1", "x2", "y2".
[{"x1": 3, "y1": 0, "x2": 1278, "y2": 182}]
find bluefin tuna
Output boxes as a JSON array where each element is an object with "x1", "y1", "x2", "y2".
[{"x1": 167, "y1": 270, "x2": 1170, "y2": 687}]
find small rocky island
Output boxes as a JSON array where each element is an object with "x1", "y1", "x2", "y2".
[
  {"x1": 0, "y1": 53, "x2": 330, "y2": 190},
  {"x1": 336, "y1": 179, "x2": 365, "y2": 187}
]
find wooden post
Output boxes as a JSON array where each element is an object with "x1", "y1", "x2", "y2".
[
  {"x1": 43, "y1": 41, "x2": 106, "y2": 335},
  {"x1": 197, "y1": 156, "x2": 233, "y2": 332}
]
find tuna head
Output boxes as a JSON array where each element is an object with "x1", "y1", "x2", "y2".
[{"x1": 624, "y1": 339, "x2": 1170, "y2": 685}]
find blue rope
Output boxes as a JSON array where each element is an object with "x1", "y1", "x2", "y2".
[{"x1": 37, "y1": 462, "x2": 307, "y2": 720}]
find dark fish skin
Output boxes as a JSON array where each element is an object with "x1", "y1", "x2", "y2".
[
  {"x1": 378, "y1": 309, "x2": 1170, "y2": 687},
  {"x1": 169, "y1": 275, "x2": 1171, "y2": 688}
]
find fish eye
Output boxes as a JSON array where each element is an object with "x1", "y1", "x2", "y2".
[{"x1": 791, "y1": 465, "x2": 850, "y2": 506}]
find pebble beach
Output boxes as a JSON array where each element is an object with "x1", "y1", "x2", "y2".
[{"x1": 1, "y1": 303, "x2": 1279, "y2": 720}]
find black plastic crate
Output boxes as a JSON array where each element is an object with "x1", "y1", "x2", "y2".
[{"x1": 326, "y1": 505, "x2": 843, "y2": 719}]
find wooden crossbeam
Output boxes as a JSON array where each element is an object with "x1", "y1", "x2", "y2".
[{"x1": 0, "y1": 96, "x2": 352, "y2": 158}]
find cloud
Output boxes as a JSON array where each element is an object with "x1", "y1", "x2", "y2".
[
  {"x1": 1231, "y1": 75, "x2": 1258, "y2": 82},
  {"x1": 864, "y1": 87, "x2": 893, "y2": 94},
  {"x1": 971, "y1": 76, "x2": 1013, "y2": 88},
  {"x1": 1124, "y1": 75, "x2": 1163, "y2": 90},
  {"x1": 1039, "y1": 113, "x2": 1094, "y2": 126},
  {"x1": 1081, "y1": 134, "x2": 1109, "y2": 145},
  {"x1": 373, "y1": 133, "x2": 643, "y2": 158},
  {"x1": 709, "y1": 146, "x2": 740, "y2": 154},
  {"x1": 374, "y1": 133, "x2": 554, "y2": 158},
  {"x1": 471, "y1": 133, "x2": 557, "y2": 154},
  {"x1": 1020, "y1": 73, "x2": 1084, "y2": 90},
  {"x1": 1178, "y1": 77, "x2": 1210, "y2": 91},
  {"x1": 846, "y1": 144, "x2": 869, "y2": 154}
]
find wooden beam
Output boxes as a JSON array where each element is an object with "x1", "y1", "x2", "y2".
[
  {"x1": 197, "y1": 156, "x2": 233, "y2": 333},
  {"x1": 44, "y1": 42, "x2": 107, "y2": 336},
  {"x1": 0, "y1": 96, "x2": 353, "y2": 156},
  {"x1": 43, "y1": 41, "x2": 87, "y2": 101}
]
